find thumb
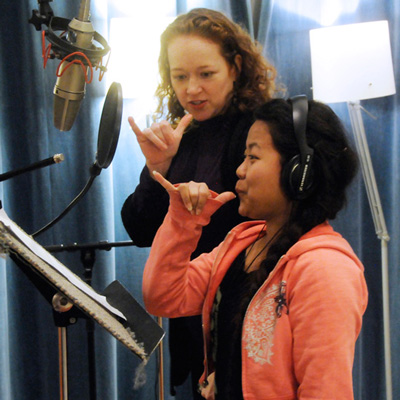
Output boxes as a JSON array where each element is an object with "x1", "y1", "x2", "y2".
[
  {"x1": 175, "y1": 114, "x2": 193, "y2": 138},
  {"x1": 215, "y1": 191, "x2": 236, "y2": 204}
]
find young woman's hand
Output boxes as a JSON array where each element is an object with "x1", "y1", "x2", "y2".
[
  {"x1": 153, "y1": 171, "x2": 236, "y2": 215},
  {"x1": 128, "y1": 114, "x2": 193, "y2": 176}
]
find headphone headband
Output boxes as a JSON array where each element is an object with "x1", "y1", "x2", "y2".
[
  {"x1": 291, "y1": 95, "x2": 312, "y2": 163},
  {"x1": 284, "y1": 95, "x2": 314, "y2": 199}
]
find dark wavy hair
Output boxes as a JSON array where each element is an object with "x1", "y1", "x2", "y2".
[
  {"x1": 154, "y1": 8, "x2": 279, "y2": 125},
  {"x1": 243, "y1": 98, "x2": 359, "y2": 308}
]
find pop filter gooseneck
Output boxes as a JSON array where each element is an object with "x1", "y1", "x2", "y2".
[{"x1": 32, "y1": 82, "x2": 123, "y2": 238}]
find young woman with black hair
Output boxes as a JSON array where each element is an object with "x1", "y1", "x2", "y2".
[{"x1": 142, "y1": 97, "x2": 368, "y2": 400}]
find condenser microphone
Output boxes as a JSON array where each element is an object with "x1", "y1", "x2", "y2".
[
  {"x1": 53, "y1": 63, "x2": 87, "y2": 131},
  {"x1": 30, "y1": 0, "x2": 110, "y2": 131},
  {"x1": 53, "y1": 0, "x2": 94, "y2": 131}
]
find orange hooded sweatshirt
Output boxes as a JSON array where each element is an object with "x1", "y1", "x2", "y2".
[{"x1": 143, "y1": 190, "x2": 368, "y2": 400}]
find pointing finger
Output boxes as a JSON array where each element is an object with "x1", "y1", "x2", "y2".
[
  {"x1": 152, "y1": 171, "x2": 176, "y2": 192},
  {"x1": 129, "y1": 117, "x2": 168, "y2": 150}
]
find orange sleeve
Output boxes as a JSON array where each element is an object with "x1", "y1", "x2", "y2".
[
  {"x1": 288, "y1": 248, "x2": 368, "y2": 399},
  {"x1": 142, "y1": 190, "x2": 225, "y2": 317}
]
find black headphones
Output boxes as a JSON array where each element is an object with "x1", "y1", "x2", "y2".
[{"x1": 281, "y1": 95, "x2": 314, "y2": 200}]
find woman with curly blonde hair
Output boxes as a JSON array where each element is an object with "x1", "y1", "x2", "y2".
[
  {"x1": 154, "y1": 7, "x2": 277, "y2": 125},
  {"x1": 122, "y1": 8, "x2": 279, "y2": 399}
]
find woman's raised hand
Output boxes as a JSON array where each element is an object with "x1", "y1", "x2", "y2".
[
  {"x1": 128, "y1": 114, "x2": 193, "y2": 176},
  {"x1": 153, "y1": 171, "x2": 236, "y2": 216}
]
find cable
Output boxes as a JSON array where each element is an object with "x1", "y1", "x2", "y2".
[{"x1": 32, "y1": 174, "x2": 97, "y2": 238}]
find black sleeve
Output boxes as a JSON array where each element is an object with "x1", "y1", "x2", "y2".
[{"x1": 121, "y1": 166, "x2": 169, "y2": 247}]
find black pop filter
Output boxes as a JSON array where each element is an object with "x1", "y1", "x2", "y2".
[
  {"x1": 95, "y1": 82, "x2": 123, "y2": 169},
  {"x1": 32, "y1": 82, "x2": 123, "y2": 238}
]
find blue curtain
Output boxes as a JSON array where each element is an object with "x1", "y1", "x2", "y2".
[
  {"x1": 0, "y1": 0, "x2": 121, "y2": 398},
  {"x1": 0, "y1": 1, "x2": 399, "y2": 400}
]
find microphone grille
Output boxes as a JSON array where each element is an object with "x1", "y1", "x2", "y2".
[{"x1": 53, "y1": 96, "x2": 81, "y2": 131}]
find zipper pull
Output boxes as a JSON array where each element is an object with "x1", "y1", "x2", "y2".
[{"x1": 275, "y1": 281, "x2": 289, "y2": 318}]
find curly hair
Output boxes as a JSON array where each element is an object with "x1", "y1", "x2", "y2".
[{"x1": 154, "y1": 8, "x2": 278, "y2": 124}]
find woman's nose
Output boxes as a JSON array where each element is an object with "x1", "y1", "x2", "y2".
[
  {"x1": 186, "y1": 77, "x2": 201, "y2": 94},
  {"x1": 236, "y1": 160, "x2": 246, "y2": 179}
]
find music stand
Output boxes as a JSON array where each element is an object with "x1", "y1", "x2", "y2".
[
  {"x1": 0, "y1": 207, "x2": 164, "y2": 400},
  {"x1": 44, "y1": 239, "x2": 139, "y2": 400}
]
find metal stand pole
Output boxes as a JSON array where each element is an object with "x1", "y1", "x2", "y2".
[
  {"x1": 58, "y1": 327, "x2": 69, "y2": 400},
  {"x1": 81, "y1": 249, "x2": 97, "y2": 400},
  {"x1": 157, "y1": 317, "x2": 164, "y2": 400},
  {"x1": 347, "y1": 101, "x2": 392, "y2": 400},
  {"x1": 53, "y1": 293, "x2": 74, "y2": 400}
]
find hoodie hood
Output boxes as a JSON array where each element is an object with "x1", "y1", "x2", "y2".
[{"x1": 285, "y1": 221, "x2": 364, "y2": 272}]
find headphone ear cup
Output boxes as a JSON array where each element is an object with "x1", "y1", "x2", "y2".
[
  {"x1": 281, "y1": 155, "x2": 301, "y2": 199},
  {"x1": 282, "y1": 155, "x2": 314, "y2": 200}
]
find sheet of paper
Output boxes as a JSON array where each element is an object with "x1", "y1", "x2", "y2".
[{"x1": 0, "y1": 208, "x2": 126, "y2": 320}]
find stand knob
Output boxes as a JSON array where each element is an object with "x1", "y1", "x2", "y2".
[{"x1": 52, "y1": 293, "x2": 73, "y2": 312}]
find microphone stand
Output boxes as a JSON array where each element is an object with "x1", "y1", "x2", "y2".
[
  {"x1": 0, "y1": 154, "x2": 64, "y2": 182},
  {"x1": 44, "y1": 240, "x2": 135, "y2": 400}
]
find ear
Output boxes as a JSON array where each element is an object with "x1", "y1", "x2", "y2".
[{"x1": 233, "y1": 54, "x2": 242, "y2": 79}]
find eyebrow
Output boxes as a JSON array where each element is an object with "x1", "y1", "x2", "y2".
[
  {"x1": 170, "y1": 65, "x2": 213, "y2": 72},
  {"x1": 247, "y1": 142, "x2": 260, "y2": 151}
]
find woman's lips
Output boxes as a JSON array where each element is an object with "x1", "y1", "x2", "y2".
[
  {"x1": 188, "y1": 100, "x2": 207, "y2": 109},
  {"x1": 235, "y1": 186, "x2": 245, "y2": 196}
]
